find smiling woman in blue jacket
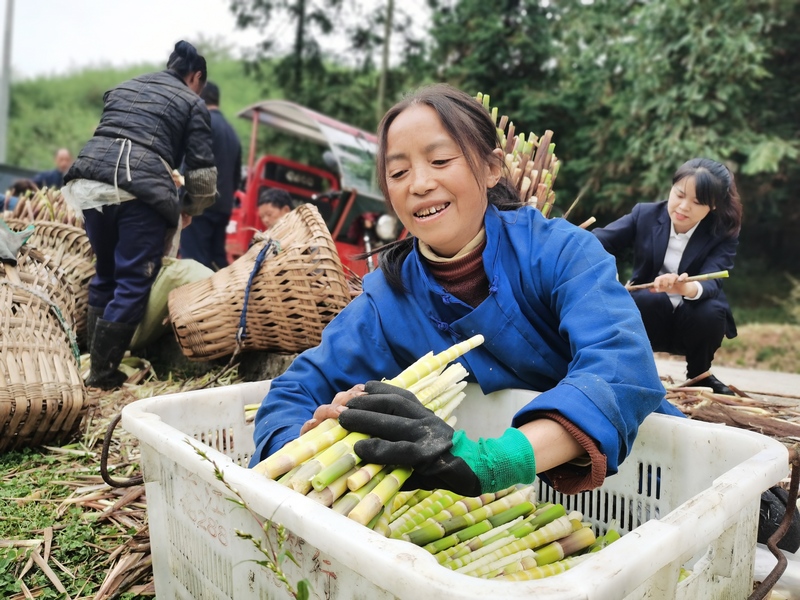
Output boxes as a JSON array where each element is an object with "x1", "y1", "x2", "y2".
[
  {"x1": 252, "y1": 84, "x2": 681, "y2": 497},
  {"x1": 592, "y1": 158, "x2": 743, "y2": 395}
]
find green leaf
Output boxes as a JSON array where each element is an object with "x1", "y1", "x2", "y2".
[
  {"x1": 297, "y1": 579, "x2": 311, "y2": 600},
  {"x1": 278, "y1": 549, "x2": 301, "y2": 568},
  {"x1": 742, "y1": 138, "x2": 800, "y2": 175}
]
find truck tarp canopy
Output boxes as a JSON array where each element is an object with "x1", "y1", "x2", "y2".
[{"x1": 237, "y1": 101, "x2": 383, "y2": 204}]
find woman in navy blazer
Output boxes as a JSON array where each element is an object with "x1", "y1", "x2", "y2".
[{"x1": 593, "y1": 158, "x2": 743, "y2": 395}]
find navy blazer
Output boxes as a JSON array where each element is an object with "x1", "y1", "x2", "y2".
[{"x1": 593, "y1": 200, "x2": 738, "y2": 338}]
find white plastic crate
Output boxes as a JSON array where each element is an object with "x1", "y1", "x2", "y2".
[{"x1": 121, "y1": 381, "x2": 788, "y2": 599}]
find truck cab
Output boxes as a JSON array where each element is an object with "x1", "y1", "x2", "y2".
[{"x1": 226, "y1": 100, "x2": 397, "y2": 277}]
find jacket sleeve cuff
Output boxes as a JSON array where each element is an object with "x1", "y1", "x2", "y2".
[
  {"x1": 684, "y1": 281, "x2": 703, "y2": 300},
  {"x1": 535, "y1": 410, "x2": 607, "y2": 494},
  {"x1": 183, "y1": 166, "x2": 218, "y2": 215}
]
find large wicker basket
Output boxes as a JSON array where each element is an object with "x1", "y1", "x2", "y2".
[
  {"x1": 4, "y1": 219, "x2": 95, "y2": 342},
  {"x1": 169, "y1": 204, "x2": 351, "y2": 360},
  {"x1": 1, "y1": 247, "x2": 89, "y2": 452}
]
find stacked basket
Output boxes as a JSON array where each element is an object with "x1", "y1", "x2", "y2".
[
  {"x1": 0, "y1": 244, "x2": 89, "y2": 452},
  {"x1": 4, "y1": 218, "x2": 95, "y2": 340},
  {"x1": 169, "y1": 203, "x2": 351, "y2": 360},
  {"x1": 5, "y1": 189, "x2": 94, "y2": 342}
]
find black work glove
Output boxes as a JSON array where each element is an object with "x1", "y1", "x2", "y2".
[{"x1": 338, "y1": 381, "x2": 536, "y2": 496}]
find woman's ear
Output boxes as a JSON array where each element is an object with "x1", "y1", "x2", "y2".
[
  {"x1": 188, "y1": 72, "x2": 204, "y2": 94},
  {"x1": 486, "y1": 148, "x2": 504, "y2": 188}
]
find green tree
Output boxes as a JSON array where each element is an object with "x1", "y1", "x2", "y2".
[
  {"x1": 229, "y1": 0, "x2": 344, "y2": 94},
  {"x1": 424, "y1": 0, "x2": 554, "y2": 122},
  {"x1": 229, "y1": 0, "x2": 430, "y2": 131},
  {"x1": 544, "y1": 0, "x2": 799, "y2": 225}
]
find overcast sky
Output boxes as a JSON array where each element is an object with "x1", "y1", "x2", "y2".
[{"x1": 2, "y1": 0, "x2": 419, "y2": 80}]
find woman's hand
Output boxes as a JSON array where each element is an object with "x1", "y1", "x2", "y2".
[
  {"x1": 650, "y1": 272, "x2": 700, "y2": 298},
  {"x1": 299, "y1": 384, "x2": 366, "y2": 435},
  {"x1": 339, "y1": 381, "x2": 536, "y2": 495},
  {"x1": 171, "y1": 169, "x2": 185, "y2": 188}
]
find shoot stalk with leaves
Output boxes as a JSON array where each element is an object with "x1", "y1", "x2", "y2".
[{"x1": 188, "y1": 441, "x2": 311, "y2": 600}]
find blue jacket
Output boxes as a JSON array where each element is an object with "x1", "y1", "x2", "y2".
[
  {"x1": 32, "y1": 168, "x2": 64, "y2": 189},
  {"x1": 252, "y1": 205, "x2": 680, "y2": 482},
  {"x1": 593, "y1": 200, "x2": 738, "y2": 338}
]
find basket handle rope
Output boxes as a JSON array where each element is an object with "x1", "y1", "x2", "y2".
[
  {"x1": 236, "y1": 239, "x2": 280, "y2": 346},
  {"x1": 0, "y1": 279, "x2": 80, "y2": 363},
  {"x1": 192, "y1": 239, "x2": 282, "y2": 392},
  {"x1": 100, "y1": 413, "x2": 144, "y2": 488}
]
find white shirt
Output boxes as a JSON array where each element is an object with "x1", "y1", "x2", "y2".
[{"x1": 659, "y1": 222, "x2": 704, "y2": 309}]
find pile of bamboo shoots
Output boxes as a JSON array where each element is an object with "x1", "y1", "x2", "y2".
[
  {"x1": 252, "y1": 335, "x2": 620, "y2": 580},
  {"x1": 390, "y1": 492, "x2": 620, "y2": 581},
  {"x1": 7, "y1": 187, "x2": 82, "y2": 226},
  {"x1": 255, "y1": 335, "x2": 485, "y2": 526},
  {"x1": 475, "y1": 92, "x2": 560, "y2": 215}
]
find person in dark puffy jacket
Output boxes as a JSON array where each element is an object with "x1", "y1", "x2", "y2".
[{"x1": 64, "y1": 40, "x2": 217, "y2": 389}]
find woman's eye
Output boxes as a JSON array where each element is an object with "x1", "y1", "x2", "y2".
[
  {"x1": 389, "y1": 170, "x2": 406, "y2": 179},
  {"x1": 432, "y1": 159, "x2": 451, "y2": 166}
]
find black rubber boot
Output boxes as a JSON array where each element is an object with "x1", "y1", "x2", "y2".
[
  {"x1": 86, "y1": 305, "x2": 104, "y2": 352},
  {"x1": 758, "y1": 486, "x2": 800, "y2": 553},
  {"x1": 86, "y1": 319, "x2": 136, "y2": 390}
]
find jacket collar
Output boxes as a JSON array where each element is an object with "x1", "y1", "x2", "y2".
[
  {"x1": 679, "y1": 215, "x2": 715, "y2": 272},
  {"x1": 163, "y1": 69, "x2": 189, "y2": 87},
  {"x1": 409, "y1": 206, "x2": 504, "y2": 299}
]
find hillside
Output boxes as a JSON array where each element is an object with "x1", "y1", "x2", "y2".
[{"x1": 8, "y1": 55, "x2": 269, "y2": 172}]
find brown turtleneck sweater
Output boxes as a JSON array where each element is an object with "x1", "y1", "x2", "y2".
[
  {"x1": 419, "y1": 230, "x2": 607, "y2": 494},
  {"x1": 421, "y1": 236, "x2": 490, "y2": 308}
]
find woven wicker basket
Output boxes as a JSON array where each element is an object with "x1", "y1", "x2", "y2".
[
  {"x1": 5, "y1": 219, "x2": 95, "y2": 341},
  {"x1": 169, "y1": 204, "x2": 351, "y2": 360},
  {"x1": 2, "y1": 245, "x2": 78, "y2": 328},
  {"x1": 1, "y1": 247, "x2": 89, "y2": 452}
]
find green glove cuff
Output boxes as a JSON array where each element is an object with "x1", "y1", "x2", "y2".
[{"x1": 451, "y1": 427, "x2": 536, "y2": 493}]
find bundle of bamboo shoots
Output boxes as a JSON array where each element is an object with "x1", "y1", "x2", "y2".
[
  {"x1": 251, "y1": 335, "x2": 622, "y2": 580},
  {"x1": 254, "y1": 334, "x2": 484, "y2": 527},
  {"x1": 397, "y1": 495, "x2": 621, "y2": 581},
  {"x1": 9, "y1": 188, "x2": 82, "y2": 226},
  {"x1": 475, "y1": 92, "x2": 560, "y2": 216}
]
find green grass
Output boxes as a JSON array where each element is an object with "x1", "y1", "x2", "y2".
[
  {"x1": 8, "y1": 54, "x2": 272, "y2": 173},
  {"x1": 716, "y1": 258, "x2": 796, "y2": 325},
  {"x1": 0, "y1": 449, "x2": 147, "y2": 600}
]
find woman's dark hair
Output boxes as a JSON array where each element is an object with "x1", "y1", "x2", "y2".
[
  {"x1": 8, "y1": 179, "x2": 38, "y2": 196},
  {"x1": 672, "y1": 158, "x2": 742, "y2": 237},
  {"x1": 375, "y1": 83, "x2": 521, "y2": 290},
  {"x1": 167, "y1": 40, "x2": 207, "y2": 83},
  {"x1": 257, "y1": 187, "x2": 293, "y2": 209}
]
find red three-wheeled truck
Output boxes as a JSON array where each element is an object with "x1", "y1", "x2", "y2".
[{"x1": 225, "y1": 100, "x2": 400, "y2": 277}]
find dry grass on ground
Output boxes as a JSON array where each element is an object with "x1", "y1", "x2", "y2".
[{"x1": 716, "y1": 323, "x2": 800, "y2": 374}]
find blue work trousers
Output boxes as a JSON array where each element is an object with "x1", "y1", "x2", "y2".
[
  {"x1": 83, "y1": 200, "x2": 169, "y2": 325},
  {"x1": 179, "y1": 210, "x2": 230, "y2": 270}
]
